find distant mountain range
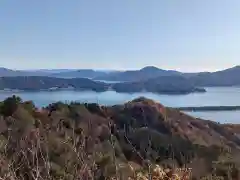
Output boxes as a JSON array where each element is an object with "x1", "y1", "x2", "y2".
[
  {"x1": 1, "y1": 65, "x2": 240, "y2": 87},
  {"x1": 94, "y1": 66, "x2": 240, "y2": 87},
  {"x1": 0, "y1": 68, "x2": 117, "y2": 79},
  {"x1": 94, "y1": 66, "x2": 181, "y2": 81},
  {"x1": 0, "y1": 68, "x2": 48, "y2": 77},
  {"x1": 49, "y1": 69, "x2": 108, "y2": 79}
]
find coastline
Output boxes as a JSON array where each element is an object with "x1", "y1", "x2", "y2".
[
  {"x1": 0, "y1": 88, "x2": 206, "y2": 95},
  {"x1": 176, "y1": 106, "x2": 240, "y2": 112}
]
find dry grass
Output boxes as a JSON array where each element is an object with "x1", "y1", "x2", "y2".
[{"x1": 0, "y1": 97, "x2": 240, "y2": 180}]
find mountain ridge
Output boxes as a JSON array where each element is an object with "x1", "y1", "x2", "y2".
[
  {"x1": 1, "y1": 65, "x2": 240, "y2": 87},
  {"x1": 49, "y1": 69, "x2": 109, "y2": 79},
  {"x1": 94, "y1": 66, "x2": 181, "y2": 82}
]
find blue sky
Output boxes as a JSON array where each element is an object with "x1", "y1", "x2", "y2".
[{"x1": 0, "y1": 0, "x2": 240, "y2": 72}]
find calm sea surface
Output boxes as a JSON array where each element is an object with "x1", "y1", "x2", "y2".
[{"x1": 0, "y1": 87, "x2": 239, "y2": 124}]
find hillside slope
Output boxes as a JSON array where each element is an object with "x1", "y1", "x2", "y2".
[
  {"x1": 188, "y1": 66, "x2": 240, "y2": 87},
  {"x1": 0, "y1": 96, "x2": 239, "y2": 179}
]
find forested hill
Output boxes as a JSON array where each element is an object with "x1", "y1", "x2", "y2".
[
  {"x1": 0, "y1": 96, "x2": 239, "y2": 179},
  {"x1": 0, "y1": 76, "x2": 205, "y2": 94},
  {"x1": 187, "y1": 66, "x2": 240, "y2": 86},
  {"x1": 0, "y1": 76, "x2": 108, "y2": 92},
  {"x1": 111, "y1": 75, "x2": 206, "y2": 94}
]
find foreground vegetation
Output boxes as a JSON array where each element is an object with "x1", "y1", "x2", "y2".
[{"x1": 0, "y1": 96, "x2": 240, "y2": 179}]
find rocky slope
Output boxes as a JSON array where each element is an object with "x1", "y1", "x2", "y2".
[{"x1": 0, "y1": 96, "x2": 239, "y2": 179}]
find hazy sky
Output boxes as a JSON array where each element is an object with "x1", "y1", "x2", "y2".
[{"x1": 0, "y1": 0, "x2": 240, "y2": 72}]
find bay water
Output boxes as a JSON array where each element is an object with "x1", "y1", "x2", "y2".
[{"x1": 0, "y1": 87, "x2": 239, "y2": 124}]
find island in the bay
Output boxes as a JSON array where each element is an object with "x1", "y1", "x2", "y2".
[
  {"x1": 0, "y1": 76, "x2": 206, "y2": 94},
  {"x1": 1, "y1": 65, "x2": 240, "y2": 94}
]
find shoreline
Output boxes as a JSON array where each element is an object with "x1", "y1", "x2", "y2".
[
  {"x1": 0, "y1": 88, "x2": 206, "y2": 95},
  {"x1": 176, "y1": 106, "x2": 240, "y2": 112}
]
